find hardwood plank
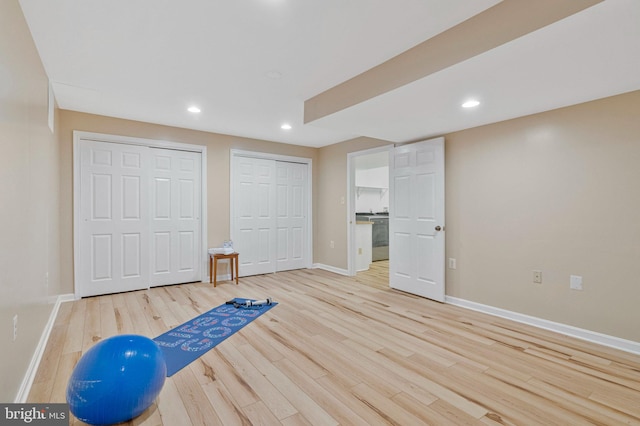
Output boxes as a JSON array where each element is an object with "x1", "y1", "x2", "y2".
[
  {"x1": 236, "y1": 342, "x2": 338, "y2": 425},
  {"x1": 156, "y1": 377, "x2": 194, "y2": 426},
  {"x1": 62, "y1": 299, "x2": 86, "y2": 354},
  {"x1": 216, "y1": 343, "x2": 298, "y2": 420},
  {"x1": 27, "y1": 267, "x2": 640, "y2": 425},
  {"x1": 273, "y1": 358, "x2": 370, "y2": 426},
  {"x1": 201, "y1": 380, "x2": 253, "y2": 426}
]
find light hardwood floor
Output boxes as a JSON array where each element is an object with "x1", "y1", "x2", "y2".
[{"x1": 29, "y1": 267, "x2": 640, "y2": 425}]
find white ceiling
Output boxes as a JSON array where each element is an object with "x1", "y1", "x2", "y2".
[
  {"x1": 19, "y1": 0, "x2": 640, "y2": 148},
  {"x1": 313, "y1": 0, "x2": 640, "y2": 143}
]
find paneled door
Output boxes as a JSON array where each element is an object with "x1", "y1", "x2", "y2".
[
  {"x1": 233, "y1": 156, "x2": 277, "y2": 276},
  {"x1": 389, "y1": 137, "x2": 445, "y2": 302},
  {"x1": 149, "y1": 148, "x2": 202, "y2": 286},
  {"x1": 78, "y1": 140, "x2": 150, "y2": 297},
  {"x1": 232, "y1": 155, "x2": 310, "y2": 277},
  {"x1": 275, "y1": 161, "x2": 308, "y2": 271}
]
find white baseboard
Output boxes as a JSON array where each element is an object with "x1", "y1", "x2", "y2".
[
  {"x1": 15, "y1": 293, "x2": 75, "y2": 403},
  {"x1": 312, "y1": 263, "x2": 350, "y2": 276},
  {"x1": 445, "y1": 296, "x2": 640, "y2": 356}
]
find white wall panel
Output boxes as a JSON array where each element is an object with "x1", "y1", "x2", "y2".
[{"x1": 122, "y1": 233, "x2": 140, "y2": 278}]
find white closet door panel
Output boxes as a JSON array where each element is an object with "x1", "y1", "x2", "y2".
[
  {"x1": 275, "y1": 161, "x2": 308, "y2": 272},
  {"x1": 232, "y1": 155, "x2": 309, "y2": 277},
  {"x1": 91, "y1": 234, "x2": 112, "y2": 281},
  {"x1": 150, "y1": 148, "x2": 201, "y2": 286},
  {"x1": 292, "y1": 227, "x2": 303, "y2": 260},
  {"x1": 122, "y1": 176, "x2": 141, "y2": 219},
  {"x1": 154, "y1": 232, "x2": 171, "y2": 273},
  {"x1": 122, "y1": 233, "x2": 141, "y2": 278},
  {"x1": 91, "y1": 174, "x2": 111, "y2": 219},
  {"x1": 79, "y1": 140, "x2": 149, "y2": 297},
  {"x1": 154, "y1": 178, "x2": 171, "y2": 219},
  {"x1": 179, "y1": 179, "x2": 194, "y2": 218},
  {"x1": 179, "y1": 231, "x2": 195, "y2": 271},
  {"x1": 257, "y1": 228, "x2": 273, "y2": 264},
  {"x1": 233, "y1": 157, "x2": 277, "y2": 276},
  {"x1": 276, "y1": 228, "x2": 288, "y2": 261}
]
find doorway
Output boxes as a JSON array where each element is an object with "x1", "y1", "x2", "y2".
[
  {"x1": 347, "y1": 138, "x2": 446, "y2": 302},
  {"x1": 347, "y1": 146, "x2": 392, "y2": 278}
]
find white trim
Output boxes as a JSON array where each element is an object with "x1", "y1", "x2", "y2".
[
  {"x1": 73, "y1": 131, "x2": 208, "y2": 298},
  {"x1": 445, "y1": 296, "x2": 640, "y2": 356},
  {"x1": 15, "y1": 294, "x2": 75, "y2": 403},
  {"x1": 346, "y1": 145, "x2": 394, "y2": 276},
  {"x1": 229, "y1": 149, "x2": 313, "y2": 270},
  {"x1": 312, "y1": 263, "x2": 350, "y2": 276}
]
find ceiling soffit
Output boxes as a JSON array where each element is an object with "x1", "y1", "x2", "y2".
[{"x1": 303, "y1": 0, "x2": 602, "y2": 124}]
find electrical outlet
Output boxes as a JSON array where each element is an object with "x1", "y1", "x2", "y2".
[
  {"x1": 330, "y1": 240, "x2": 335, "y2": 249},
  {"x1": 448, "y1": 258, "x2": 457, "y2": 269},
  {"x1": 570, "y1": 275, "x2": 583, "y2": 290},
  {"x1": 533, "y1": 270, "x2": 542, "y2": 284},
  {"x1": 13, "y1": 314, "x2": 18, "y2": 341}
]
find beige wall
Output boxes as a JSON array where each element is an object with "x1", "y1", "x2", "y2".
[
  {"x1": 315, "y1": 91, "x2": 640, "y2": 343},
  {"x1": 0, "y1": 0, "x2": 63, "y2": 402},
  {"x1": 58, "y1": 110, "x2": 319, "y2": 294},
  {"x1": 445, "y1": 90, "x2": 640, "y2": 342}
]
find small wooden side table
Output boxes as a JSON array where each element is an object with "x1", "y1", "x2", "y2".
[{"x1": 209, "y1": 252, "x2": 239, "y2": 287}]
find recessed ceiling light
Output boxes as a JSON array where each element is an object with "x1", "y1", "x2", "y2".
[
  {"x1": 462, "y1": 100, "x2": 480, "y2": 108},
  {"x1": 187, "y1": 106, "x2": 201, "y2": 113},
  {"x1": 281, "y1": 123, "x2": 292, "y2": 130}
]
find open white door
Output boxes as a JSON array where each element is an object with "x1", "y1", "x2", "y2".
[{"x1": 389, "y1": 137, "x2": 445, "y2": 302}]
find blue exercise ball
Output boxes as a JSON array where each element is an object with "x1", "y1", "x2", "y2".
[{"x1": 66, "y1": 334, "x2": 166, "y2": 425}]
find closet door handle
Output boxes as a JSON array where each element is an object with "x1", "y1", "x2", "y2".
[{"x1": 435, "y1": 226, "x2": 442, "y2": 231}]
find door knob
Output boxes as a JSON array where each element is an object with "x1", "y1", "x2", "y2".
[{"x1": 435, "y1": 226, "x2": 442, "y2": 231}]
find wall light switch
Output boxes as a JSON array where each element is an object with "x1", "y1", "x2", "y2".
[{"x1": 448, "y1": 258, "x2": 457, "y2": 269}]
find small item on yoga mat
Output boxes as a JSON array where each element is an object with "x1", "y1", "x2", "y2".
[
  {"x1": 226, "y1": 297, "x2": 272, "y2": 308},
  {"x1": 154, "y1": 298, "x2": 277, "y2": 376}
]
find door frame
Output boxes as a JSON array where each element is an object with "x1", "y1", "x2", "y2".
[
  {"x1": 73, "y1": 131, "x2": 208, "y2": 299},
  {"x1": 230, "y1": 149, "x2": 313, "y2": 271},
  {"x1": 346, "y1": 144, "x2": 394, "y2": 276}
]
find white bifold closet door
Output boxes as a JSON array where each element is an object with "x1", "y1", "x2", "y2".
[
  {"x1": 149, "y1": 148, "x2": 202, "y2": 287},
  {"x1": 276, "y1": 161, "x2": 307, "y2": 272},
  {"x1": 79, "y1": 141, "x2": 150, "y2": 297},
  {"x1": 233, "y1": 156, "x2": 308, "y2": 277},
  {"x1": 78, "y1": 140, "x2": 201, "y2": 298}
]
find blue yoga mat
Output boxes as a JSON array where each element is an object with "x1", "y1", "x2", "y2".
[{"x1": 154, "y1": 298, "x2": 277, "y2": 376}]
